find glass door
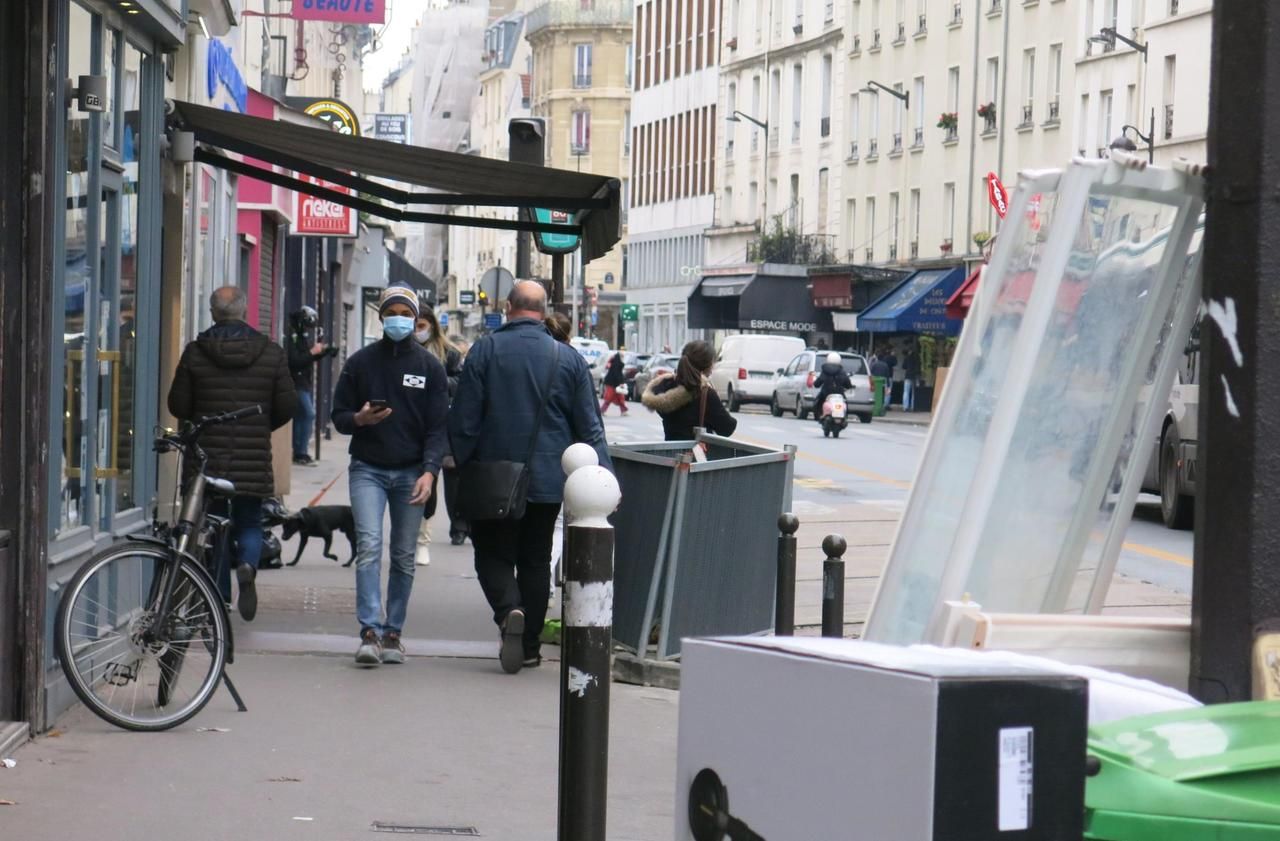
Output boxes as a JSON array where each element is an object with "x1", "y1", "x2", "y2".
[{"x1": 95, "y1": 178, "x2": 122, "y2": 533}]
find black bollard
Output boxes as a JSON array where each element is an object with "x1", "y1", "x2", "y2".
[
  {"x1": 776, "y1": 513, "x2": 799, "y2": 636},
  {"x1": 821, "y1": 534, "x2": 848, "y2": 638},
  {"x1": 558, "y1": 485, "x2": 616, "y2": 841}
]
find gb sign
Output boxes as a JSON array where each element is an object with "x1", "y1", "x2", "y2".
[{"x1": 293, "y1": 174, "x2": 358, "y2": 237}]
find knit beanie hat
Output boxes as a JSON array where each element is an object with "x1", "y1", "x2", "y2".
[{"x1": 379, "y1": 286, "x2": 419, "y2": 319}]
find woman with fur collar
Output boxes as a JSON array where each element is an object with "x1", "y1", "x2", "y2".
[{"x1": 641, "y1": 340, "x2": 738, "y2": 441}]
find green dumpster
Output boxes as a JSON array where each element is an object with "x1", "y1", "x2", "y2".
[
  {"x1": 1085, "y1": 701, "x2": 1280, "y2": 840},
  {"x1": 872, "y1": 376, "x2": 887, "y2": 416}
]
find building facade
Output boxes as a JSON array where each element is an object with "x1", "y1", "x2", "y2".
[
  {"x1": 526, "y1": 0, "x2": 632, "y2": 343},
  {"x1": 626, "y1": 0, "x2": 721, "y2": 352}
]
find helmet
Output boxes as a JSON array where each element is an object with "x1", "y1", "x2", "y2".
[
  {"x1": 826, "y1": 351, "x2": 842, "y2": 365},
  {"x1": 291, "y1": 306, "x2": 318, "y2": 329}
]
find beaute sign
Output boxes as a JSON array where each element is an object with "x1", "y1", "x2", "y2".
[{"x1": 292, "y1": 0, "x2": 386, "y2": 24}]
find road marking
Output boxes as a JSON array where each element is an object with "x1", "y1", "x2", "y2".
[
  {"x1": 795, "y1": 477, "x2": 840, "y2": 489},
  {"x1": 1122, "y1": 541, "x2": 1192, "y2": 566},
  {"x1": 737, "y1": 434, "x2": 913, "y2": 489}
]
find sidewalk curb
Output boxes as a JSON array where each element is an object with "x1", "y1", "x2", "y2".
[{"x1": 874, "y1": 414, "x2": 932, "y2": 427}]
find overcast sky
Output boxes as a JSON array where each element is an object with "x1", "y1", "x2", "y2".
[{"x1": 361, "y1": 0, "x2": 432, "y2": 93}]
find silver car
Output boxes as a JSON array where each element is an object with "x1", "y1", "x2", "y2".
[{"x1": 771, "y1": 351, "x2": 874, "y2": 423}]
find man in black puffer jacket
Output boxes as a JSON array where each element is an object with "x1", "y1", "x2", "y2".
[{"x1": 168, "y1": 286, "x2": 297, "y2": 621}]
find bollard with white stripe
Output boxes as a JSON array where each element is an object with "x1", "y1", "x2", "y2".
[{"x1": 558, "y1": 462, "x2": 620, "y2": 841}]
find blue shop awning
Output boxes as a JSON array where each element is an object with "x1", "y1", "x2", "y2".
[{"x1": 856, "y1": 267, "x2": 967, "y2": 335}]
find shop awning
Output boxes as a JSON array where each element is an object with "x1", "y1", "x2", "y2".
[
  {"x1": 169, "y1": 100, "x2": 621, "y2": 263},
  {"x1": 856, "y1": 266, "x2": 967, "y2": 335},
  {"x1": 387, "y1": 250, "x2": 437, "y2": 306},
  {"x1": 688, "y1": 266, "x2": 832, "y2": 333},
  {"x1": 945, "y1": 267, "x2": 983, "y2": 319}
]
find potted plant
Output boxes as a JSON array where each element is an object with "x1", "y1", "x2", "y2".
[
  {"x1": 936, "y1": 111, "x2": 958, "y2": 131},
  {"x1": 939, "y1": 240, "x2": 953, "y2": 254},
  {"x1": 977, "y1": 102, "x2": 996, "y2": 119},
  {"x1": 973, "y1": 230, "x2": 991, "y2": 249}
]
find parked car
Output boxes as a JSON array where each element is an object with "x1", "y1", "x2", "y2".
[
  {"x1": 1140, "y1": 371, "x2": 1199, "y2": 530},
  {"x1": 709, "y1": 335, "x2": 806, "y2": 412},
  {"x1": 633, "y1": 353, "x2": 681, "y2": 399},
  {"x1": 771, "y1": 350, "x2": 874, "y2": 423},
  {"x1": 622, "y1": 352, "x2": 652, "y2": 400}
]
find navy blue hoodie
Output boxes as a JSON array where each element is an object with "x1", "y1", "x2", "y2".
[{"x1": 331, "y1": 336, "x2": 449, "y2": 475}]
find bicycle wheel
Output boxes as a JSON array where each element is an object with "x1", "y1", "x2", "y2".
[{"x1": 55, "y1": 541, "x2": 229, "y2": 731}]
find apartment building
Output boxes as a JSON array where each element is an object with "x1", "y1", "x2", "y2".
[
  {"x1": 626, "y1": 0, "x2": 721, "y2": 351},
  {"x1": 526, "y1": 0, "x2": 633, "y2": 343},
  {"x1": 1072, "y1": 0, "x2": 1209, "y2": 166}
]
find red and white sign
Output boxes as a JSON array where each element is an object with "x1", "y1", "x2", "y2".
[
  {"x1": 293, "y1": 174, "x2": 358, "y2": 237},
  {"x1": 291, "y1": 0, "x2": 386, "y2": 24},
  {"x1": 987, "y1": 172, "x2": 1010, "y2": 219}
]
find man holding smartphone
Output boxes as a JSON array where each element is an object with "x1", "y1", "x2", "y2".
[{"x1": 331, "y1": 287, "x2": 449, "y2": 666}]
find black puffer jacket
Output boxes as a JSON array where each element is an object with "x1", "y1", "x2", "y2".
[
  {"x1": 168, "y1": 320, "x2": 297, "y2": 498},
  {"x1": 641, "y1": 373, "x2": 737, "y2": 441}
]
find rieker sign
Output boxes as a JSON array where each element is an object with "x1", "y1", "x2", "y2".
[{"x1": 293, "y1": 174, "x2": 358, "y2": 237}]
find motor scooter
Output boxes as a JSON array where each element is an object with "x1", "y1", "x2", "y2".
[{"x1": 821, "y1": 392, "x2": 849, "y2": 438}]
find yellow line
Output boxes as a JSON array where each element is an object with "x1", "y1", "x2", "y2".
[
  {"x1": 738, "y1": 434, "x2": 912, "y2": 490},
  {"x1": 743, "y1": 435, "x2": 1191, "y2": 564},
  {"x1": 1122, "y1": 541, "x2": 1192, "y2": 567}
]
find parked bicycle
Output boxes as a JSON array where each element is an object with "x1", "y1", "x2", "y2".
[{"x1": 54, "y1": 405, "x2": 261, "y2": 731}]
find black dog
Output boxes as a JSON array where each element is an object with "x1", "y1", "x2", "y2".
[{"x1": 281, "y1": 505, "x2": 357, "y2": 567}]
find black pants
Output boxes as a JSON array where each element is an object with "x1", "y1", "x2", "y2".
[
  {"x1": 421, "y1": 466, "x2": 469, "y2": 540},
  {"x1": 471, "y1": 502, "x2": 559, "y2": 657}
]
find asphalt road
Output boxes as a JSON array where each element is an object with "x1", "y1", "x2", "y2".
[{"x1": 602, "y1": 400, "x2": 1194, "y2": 596}]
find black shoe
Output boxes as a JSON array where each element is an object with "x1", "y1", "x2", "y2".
[
  {"x1": 236, "y1": 565, "x2": 258, "y2": 621},
  {"x1": 500, "y1": 609, "x2": 525, "y2": 674},
  {"x1": 292, "y1": 455, "x2": 316, "y2": 466},
  {"x1": 522, "y1": 654, "x2": 542, "y2": 668},
  {"x1": 450, "y1": 533, "x2": 467, "y2": 546},
  {"x1": 259, "y1": 557, "x2": 284, "y2": 571}
]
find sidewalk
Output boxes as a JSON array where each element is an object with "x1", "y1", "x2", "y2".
[{"x1": 874, "y1": 407, "x2": 933, "y2": 427}]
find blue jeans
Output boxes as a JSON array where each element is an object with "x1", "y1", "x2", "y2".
[
  {"x1": 213, "y1": 496, "x2": 264, "y2": 601},
  {"x1": 903, "y1": 378, "x2": 915, "y2": 411},
  {"x1": 349, "y1": 459, "x2": 424, "y2": 636},
  {"x1": 293, "y1": 388, "x2": 315, "y2": 458}
]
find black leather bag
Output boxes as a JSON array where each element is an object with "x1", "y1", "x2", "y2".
[{"x1": 455, "y1": 343, "x2": 560, "y2": 522}]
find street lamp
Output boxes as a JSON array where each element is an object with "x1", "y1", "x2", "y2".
[
  {"x1": 1110, "y1": 112, "x2": 1156, "y2": 163},
  {"x1": 861, "y1": 80, "x2": 909, "y2": 108},
  {"x1": 726, "y1": 110, "x2": 771, "y2": 243},
  {"x1": 726, "y1": 109, "x2": 768, "y2": 131},
  {"x1": 1088, "y1": 26, "x2": 1149, "y2": 61}
]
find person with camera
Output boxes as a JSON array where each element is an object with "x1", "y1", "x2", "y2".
[{"x1": 287, "y1": 305, "x2": 338, "y2": 466}]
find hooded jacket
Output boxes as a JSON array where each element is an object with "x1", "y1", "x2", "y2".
[
  {"x1": 167, "y1": 320, "x2": 297, "y2": 498},
  {"x1": 813, "y1": 361, "x2": 853, "y2": 408},
  {"x1": 641, "y1": 374, "x2": 737, "y2": 441}
]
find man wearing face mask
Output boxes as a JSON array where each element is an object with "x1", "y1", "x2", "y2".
[{"x1": 331, "y1": 287, "x2": 449, "y2": 666}]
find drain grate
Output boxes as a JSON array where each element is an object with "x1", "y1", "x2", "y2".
[{"x1": 371, "y1": 823, "x2": 480, "y2": 836}]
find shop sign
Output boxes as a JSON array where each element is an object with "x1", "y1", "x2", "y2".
[
  {"x1": 746, "y1": 319, "x2": 817, "y2": 332},
  {"x1": 292, "y1": 0, "x2": 387, "y2": 24},
  {"x1": 459, "y1": 290, "x2": 476, "y2": 306},
  {"x1": 620, "y1": 304, "x2": 638, "y2": 322},
  {"x1": 987, "y1": 172, "x2": 1010, "y2": 219},
  {"x1": 372, "y1": 113, "x2": 410, "y2": 144},
  {"x1": 206, "y1": 40, "x2": 247, "y2": 113},
  {"x1": 287, "y1": 97, "x2": 362, "y2": 136},
  {"x1": 294, "y1": 174, "x2": 358, "y2": 237}
]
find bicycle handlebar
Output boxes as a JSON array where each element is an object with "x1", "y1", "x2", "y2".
[{"x1": 154, "y1": 405, "x2": 263, "y2": 455}]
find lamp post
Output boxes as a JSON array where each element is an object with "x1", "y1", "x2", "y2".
[
  {"x1": 861, "y1": 80, "x2": 910, "y2": 109},
  {"x1": 863, "y1": 82, "x2": 910, "y2": 261},
  {"x1": 1110, "y1": 111, "x2": 1156, "y2": 163},
  {"x1": 726, "y1": 110, "x2": 770, "y2": 250}
]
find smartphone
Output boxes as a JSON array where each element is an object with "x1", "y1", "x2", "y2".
[{"x1": 368, "y1": 399, "x2": 389, "y2": 411}]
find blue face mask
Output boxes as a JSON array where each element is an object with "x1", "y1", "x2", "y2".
[{"x1": 383, "y1": 315, "x2": 414, "y2": 342}]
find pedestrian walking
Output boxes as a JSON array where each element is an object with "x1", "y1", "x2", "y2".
[
  {"x1": 641, "y1": 340, "x2": 737, "y2": 441},
  {"x1": 286, "y1": 306, "x2": 336, "y2": 466},
  {"x1": 449, "y1": 281, "x2": 611, "y2": 674},
  {"x1": 882, "y1": 346, "x2": 900, "y2": 407},
  {"x1": 903, "y1": 346, "x2": 921, "y2": 412},
  {"x1": 332, "y1": 287, "x2": 449, "y2": 666},
  {"x1": 599, "y1": 348, "x2": 629, "y2": 415},
  {"x1": 168, "y1": 286, "x2": 297, "y2": 621},
  {"x1": 413, "y1": 305, "x2": 466, "y2": 564},
  {"x1": 545, "y1": 312, "x2": 573, "y2": 343}
]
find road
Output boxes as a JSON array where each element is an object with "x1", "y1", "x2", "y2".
[{"x1": 602, "y1": 402, "x2": 1194, "y2": 596}]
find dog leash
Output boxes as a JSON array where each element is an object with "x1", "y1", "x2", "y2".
[{"x1": 307, "y1": 465, "x2": 349, "y2": 508}]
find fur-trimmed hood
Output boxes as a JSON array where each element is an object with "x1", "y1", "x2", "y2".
[{"x1": 641, "y1": 373, "x2": 695, "y2": 414}]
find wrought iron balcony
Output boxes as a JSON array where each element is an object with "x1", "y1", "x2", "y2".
[{"x1": 1164, "y1": 103, "x2": 1174, "y2": 139}]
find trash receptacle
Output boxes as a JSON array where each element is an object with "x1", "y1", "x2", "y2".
[
  {"x1": 873, "y1": 376, "x2": 888, "y2": 416},
  {"x1": 1085, "y1": 701, "x2": 1280, "y2": 840},
  {"x1": 608, "y1": 432, "x2": 796, "y2": 659}
]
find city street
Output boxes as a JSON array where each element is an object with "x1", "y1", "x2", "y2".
[{"x1": 604, "y1": 402, "x2": 1194, "y2": 599}]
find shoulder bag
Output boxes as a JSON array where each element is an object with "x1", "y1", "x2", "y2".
[
  {"x1": 455, "y1": 342, "x2": 561, "y2": 521},
  {"x1": 691, "y1": 385, "x2": 710, "y2": 462}
]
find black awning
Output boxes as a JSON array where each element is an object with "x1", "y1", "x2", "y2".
[
  {"x1": 387, "y1": 250, "x2": 437, "y2": 307},
  {"x1": 170, "y1": 100, "x2": 620, "y2": 264},
  {"x1": 689, "y1": 269, "x2": 832, "y2": 334}
]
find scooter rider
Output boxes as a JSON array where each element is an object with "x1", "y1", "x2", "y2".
[{"x1": 812, "y1": 351, "x2": 852, "y2": 421}]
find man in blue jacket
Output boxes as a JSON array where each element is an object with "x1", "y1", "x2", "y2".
[
  {"x1": 332, "y1": 287, "x2": 449, "y2": 666},
  {"x1": 449, "y1": 281, "x2": 611, "y2": 673}
]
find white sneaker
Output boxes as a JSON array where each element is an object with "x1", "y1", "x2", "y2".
[{"x1": 416, "y1": 520, "x2": 431, "y2": 566}]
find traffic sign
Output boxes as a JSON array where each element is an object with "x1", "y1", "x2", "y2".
[
  {"x1": 480, "y1": 266, "x2": 515, "y2": 303},
  {"x1": 620, "y1": 303, "x2": 638, "y2": 322},
  {"x1": 439, "y1": 312, "x2": 449, "y2": 327},
  {"x1": 459, "y1": 289, "x2": 476, "y2": 306},
  {"x1": 484, "y1": 313, "x2": 503, "y2": 329}
]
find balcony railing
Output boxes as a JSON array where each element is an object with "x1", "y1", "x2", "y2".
[
  {"x1": 1047, "y1": 98, "x2": 1060, "y2": 122},
  {"x1": 891, "y1": 132, "x2": 903, "y2": 153},
  {"x1": 944, "y1": 126, "x2": 959, "y2": 142},
  {"x1": 747, "y1": 230, "x2": 837, "y2": 265},
  {"x1": 853, "y1": 34, "x2": 862, "y2": 52},
  {"x1": 1164, "y1": 103, "x2": 1174, "y2": 139},
  {"x1": 871, "y1": 28, "x2": 881, "y2": 48},
  {"x1": 726, "y1": 138, "x2": 735, "y2": 156},
  {"x1": 982, "y1": 113, "x2": 997, "y2": 133},
  {"x1": 825, "y1": 0, "x2": 834, "y2": 21},
  {"x1": 909, "y1": 240, "x2": 919, "y2": 259},
  {"x1": 525, "y1": 0, "x2": 633, "y2": 35},
  {"x1": 988, "y1": 0, "x2": 1001, "y2": 11},
  {"x1": 1097, "y1": 146, "x2": 1108, "y2": 158},
  {"x1": 1169, "y1": 0, "x2": 1179, "y2": 14},
  {"x1": 865, "y1": 247, "x2": 875, "y2": 262},
  {"x1": 792, "y1": 119, "x2": 801, "y2": 142},
  {"x1": 571, "y1": 143, "x2": 590, "y2": 155},
  {"x1": 916, "y1": 13, "x2": 927, "y2": 33},
  {"x1": 888, "y1": 243, "x2": 899, "y2": 260},
  {"x1": 793, "y1": 13, "x2": 804, "y2": 32},
  {"x1": 912, "y1": 126, "x2": 924, "y2": 146},
  {"x1": 868, "y1": 138, "x2": 879, "y2": 157},
  {"x1": 770, "y1": 126, "x2": 780, "y2": 149},
  {"x1": 894, "y1": 21, "x2": 906, "y2": 42},
  {"x1": 751, "y1": 132, "x2": 759, "y2": 152},
  {"x1": 849, "y1": 140, "x2": 859, "y2": 158},
  {"x1": 820, "y1": 116, "x2": 831, "y2": 137},
  {"x1": 952, "y1": 2, "x2": 962, "y2": 23},
  {"x1": 1020, "y1": 103, "x2": 1033, "y2": 126},
  {"x1": 573, "y1": 73, "x2": 592, "y2": 88}
]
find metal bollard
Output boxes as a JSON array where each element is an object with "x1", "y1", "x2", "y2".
[
  {"x1": 558, "y1": 463, "x2": 621, "y2": 841},
  {"x1": 821, "y1": 534, "x2": 848, "y2": 638},
  {"x1": 776, "y1": 513, "x2": 799, "y2": 636}
]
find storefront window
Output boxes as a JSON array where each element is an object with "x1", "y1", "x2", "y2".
[
  {"x1": 117, "y1": 43, "x2": 144, "y2": 513},
  {"x1": 58, "y1": 2, "x2": 94, "y2": 535},
  {"x1": 103, "y1": 27, "x2": 119, "y2": 150}
]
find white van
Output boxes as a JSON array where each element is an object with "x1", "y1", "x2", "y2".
[
  {"x1": 709, "y1": 335, "x2": 806, "y2": 411},
  {"x1": 571, "y1": 337, "x2": 612, "y2": 391}
]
